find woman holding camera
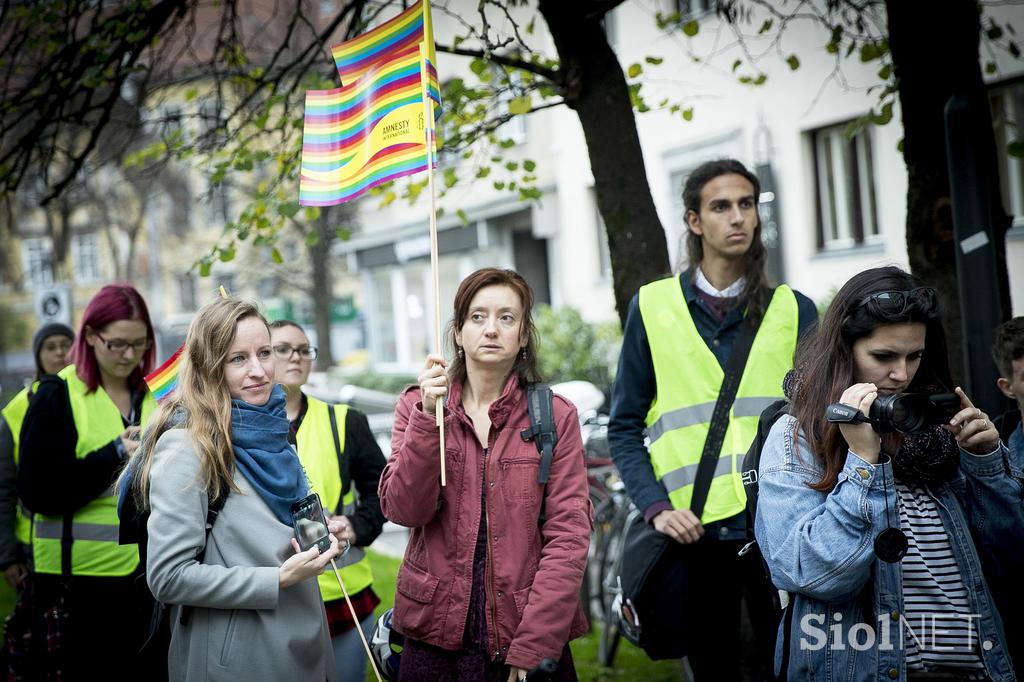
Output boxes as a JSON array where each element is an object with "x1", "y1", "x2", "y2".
[
  {"x1": 18, "y1": 284, "x2": 157, "y2": 678},
  {"x1": 380, "y1": 268, "x2": 590, "y2": 682},
  {"x1": 129, "y1": 297, "x2": 340, "y2": 680},
  {"x1": 755, "y1": 266, "x2": 1023, "y2": 681}
]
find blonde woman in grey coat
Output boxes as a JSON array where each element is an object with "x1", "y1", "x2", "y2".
[{"x1": 129, "y1": 298, "x2": 341, "y2": 681}]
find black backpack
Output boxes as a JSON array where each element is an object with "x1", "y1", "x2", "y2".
[
  {"x1": 738, "y1": 398, "x2": 794, "y2": 678},
  {"x1": 118, "y1": 450, "x2": 228, "y2": 679},
  {"x1": 519, "y1": 383, "x2": 558, "y2": 522}
]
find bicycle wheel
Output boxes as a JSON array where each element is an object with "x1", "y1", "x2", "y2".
[
  {"x1": 586, "y1": 495, "x2": 617, "y2": 622},
  {"x1": 596, "y1": 506, "x2": 637, "y2": 668}
]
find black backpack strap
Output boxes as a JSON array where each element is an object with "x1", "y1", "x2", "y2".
[
  {"x1": 520, "y1": 384, "x2": 558, "y2": 485},
  {"x1": 180, "y1": 478, "x2": 229, "y2": 627},
  {"x1": 689, "y1": 296, "x2": 772, "y2": 520},
  {"x1": 327, "y1": 403, "x2": 349, "y2": 511}
]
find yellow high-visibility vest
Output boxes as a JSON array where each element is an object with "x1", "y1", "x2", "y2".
[
  {"x1": 295, "y1": 397, "x2": 374, "y2": 601},
  {"x1": 2, "y1": 386, "x2": 36, "y2": 545},
  {"x1": 33, "y1": 365, "x2": 155, "y2": 576},
  {"x1": 639, "y1": 277, "x2": 798, "y2": 524}
]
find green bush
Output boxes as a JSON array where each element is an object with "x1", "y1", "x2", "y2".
[
  {"x1": 339, "y1": 369, "x2": 417, "y2": 395},
  {"x1": 534, "y1": 305, "x2": 622, "y2": 394}
]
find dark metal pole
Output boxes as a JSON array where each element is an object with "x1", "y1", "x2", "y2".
[{"x1": 943, "y1": 94, "x2": 1005, "y2": 413}]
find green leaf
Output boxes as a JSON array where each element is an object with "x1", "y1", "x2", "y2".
[
  {"x1": 732, "y1": 59, "x2": 742, "y2": 73},
  {"x1": 507, "y1": 95, "x2": 532, "y2": 115},
  {"x1": 986, "y1": 62, "x2": 998, "y2": 75},
  {"x1": 645, "y1": 56, "x2": 663, "y2": 65},
  {"x1": 682, "y1": 20, "x2": 699, "y2": 37},
  {"x1": 198, "y1": 260, "x2": 212, "y2": 277},
  {"x1": 987, "y1": 23, "x2": 1004, "y2": 41},
  {"x1": 475, "y1": 166, "x2": 491, "y2": 179},
  {"x1": 523, "y1": 159, "x2": 536, "y2": 172},
  {"x1": 682, "y1": 107, "x2": 693, "y2": 121},
  {"x1": 877, "y1": 64, "x2": 892, "y2": 80},
  {"x1": 1008, "y1": 140, "x2": 1024, "y2": 158},
  {"x1": 185, "y1": 88, "x2": 198, "y2": 101},
  {"x1": 786, "y1": 55, "x2": 800, "y2": 71},
  {"x1": 627, "y1": 63, "x2": 643, "y2": 78},
  {"x1": 271, "y1": 248, "x2": 283, "y2": 264},
  {"x1": 872, "y1": 102, "x2": 893, "y2": 126},
  {"x1": 336, "y1": 228, "x2": 351, "y2": 240},
  {"x1": 469, "y1": 58, "x2": 487, "y2": 76},
  {"x1": 219, "y1": 246, "x2": 236, "y2": 262},
  {"x1": 305, "y1": 231, "x2": 320, "y2": 248},
  {"x1": 896, "y1": 138, "x2": 904, "y2": 154},
  {"x1": 758, "y1": 19, "x2": 773, "y2": 35},
  {"x1": 304, "y1": 207, "x2": 321, "y2": 222},
  {"x1": 493, "y1": 181, "x2": 506, "y2": 190},
  {"x1": 753, "y1": 73, "x2": 767, "y2": 86},
  {"x1": 456, "y1": 209, "x2": 470, "y2": 225},
  {"x1": 277, "y1": 201, "x2": 300, "y2": 218},
  {"x1": 505, "y1": 161, "x2": 519, "y2": 172},
  {"x1": 526, "y1": 18, "x2": 535, "y2": 34}
]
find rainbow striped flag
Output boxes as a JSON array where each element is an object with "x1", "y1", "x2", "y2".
[
  {"x1": 331, "y1": 0, "x2": 440, "y2": 107},
  {"x1": 145, "y1": 345, "x2": 183, "y2": 404},
  {"x1": 299, "y1": 46, "x2": 437, "y2": 206}
]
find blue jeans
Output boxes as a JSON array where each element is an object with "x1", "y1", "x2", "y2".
[{"x1": 333, "y1": 611, "x2": 377, "y2": 682}]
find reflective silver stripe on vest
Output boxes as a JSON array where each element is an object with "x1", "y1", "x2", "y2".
[
  {"x1": 646, "y1": 396, "x2": 781, "y2": 445},
  {"x1": 34, "y1": 520, "x2": 120, "y2": 542},
  {"x1": 660, "y1": 455, "x2": 739, "y2": 494}
]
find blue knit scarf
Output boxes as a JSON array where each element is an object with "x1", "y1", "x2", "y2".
[{"x1": 230, "y1": 385, "x2": 308, "y2": 526}]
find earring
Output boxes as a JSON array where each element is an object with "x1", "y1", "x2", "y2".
[
  {"x1": 457, "y1": 347, "x2": 464, "y2": 358},
  {"x1": 520, "y1": 348, "x2": 527, "y2": 360}
]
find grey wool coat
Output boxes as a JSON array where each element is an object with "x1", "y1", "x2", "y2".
[{"x1": 146, "y1": 428, "x2": 336, "y2": 682}]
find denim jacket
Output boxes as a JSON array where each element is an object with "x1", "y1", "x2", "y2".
[{"x1": 755, "y1": 414, "x2": 1024, "y2": 681}]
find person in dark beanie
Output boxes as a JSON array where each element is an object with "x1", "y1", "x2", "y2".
[{"x1": 0, "y1": 321, "x2": 75, "y2": 586}]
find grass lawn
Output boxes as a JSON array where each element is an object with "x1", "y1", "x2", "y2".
[{"x1": 366, "y1": 550, "x2": 681, "y2": 682}]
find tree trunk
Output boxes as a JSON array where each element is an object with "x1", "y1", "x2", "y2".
[
  {"x1": 311, "y1": 210, "x2": 335, "y2": 371},
  {"x1": 887, "y1": 0, "x2": 1012, "y2": 385},
  {"x1": 538, "y1": 0, "x2": 670, "y2": 327}
]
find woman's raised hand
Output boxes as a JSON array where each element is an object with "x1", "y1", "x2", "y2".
[
  {"x1": 946, "y1": 387, "x2": 1000, "y2": 456},
  {"x1": 418, "y1": 354, "x2": 449, "y2": 415},
  {"x1": 838, "y1": 383, "x2": 881, "y2": 463},
  {"x1": 278, "y1": 534, "x2": 340, "y2": 589}
]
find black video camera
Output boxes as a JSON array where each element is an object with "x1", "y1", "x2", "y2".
[{"x1": 826, "y1": 392, "x2": 960, "y2": 435}]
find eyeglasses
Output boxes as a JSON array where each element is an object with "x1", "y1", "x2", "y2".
[
  {"x1": 273, "y1": 344, "x2": 318, "y2": 361},
  {"x1": 94, "y1": 331, "x2": 152, "y2": 354},
  {"x1": 857, "y1": 287, "x2": 937, "y2": 317}
]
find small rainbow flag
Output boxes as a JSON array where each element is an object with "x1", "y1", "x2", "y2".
[
  {"x1": 299, "y1": 46, "x2": 437, "y2": 206},
  {"x1": 331, "y1": 0, "x2": 440, "y2": 107},
  {"x1": 145, "y1": 345, "x2": 183, "y2": 404}
]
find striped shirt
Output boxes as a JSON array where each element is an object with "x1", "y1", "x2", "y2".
[{"x1": 895, "y1": 482, "x2": 986, "y2": 677}]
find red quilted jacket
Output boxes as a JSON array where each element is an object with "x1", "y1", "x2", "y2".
[{"x1": 379, "y1": 375, "x2": 591, "y2": 669}]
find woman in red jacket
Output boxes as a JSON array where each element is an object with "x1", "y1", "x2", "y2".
[{"x1": 380, "y1": 268, "x2": 590, "y2": 682}]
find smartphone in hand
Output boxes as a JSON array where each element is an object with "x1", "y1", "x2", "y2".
[{"x1": 290, "y1": 493, "x2": 331, "y2": 553}]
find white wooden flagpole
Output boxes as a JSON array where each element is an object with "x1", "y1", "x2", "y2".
[
  {"x1": 419, "y1": 40, "x2": 446, "y2": 486},
  {"x1": 330, "y1": 558, "x2": 383, "y2": 682}
]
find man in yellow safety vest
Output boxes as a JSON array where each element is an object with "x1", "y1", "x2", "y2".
[{"x1": 609, "y1": 158, "x2": 818, "y2": 681}]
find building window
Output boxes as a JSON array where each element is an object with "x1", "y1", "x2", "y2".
[
  {"x1": 177, "y1": 272, "x2": 197, "y2": 311},
  {"x1": 72, "y1": 232, "x2": 101, "y2": 283},
  {"x1": 21, "y1": 237, "x2": 53, "y2": 287},
  {"x1": 215, "y1": 273, "x2": 236, "y2": 298},
  {"x1": 675, "y1": 0, "x2": 714, "y2": 17},
  {"x1": 991, "y1": 81, "x2": 1024, "y2": 226},
  {"x1": 811, "y1": 121, "x2": 880, "y2": 250},
  {"x1": 494, "y1": 67, "x2": 527, "y2": 145},
  {"x1": 206, "y1": 183, "x2": 232, "y2": 226},
  {"x1": 590, "y1": 188, "x2": 612, "y2": 279}
]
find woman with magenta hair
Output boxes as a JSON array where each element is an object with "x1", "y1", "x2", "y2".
[{"x1": 19, "y1": 283, "x2": 158, "y2": 678}]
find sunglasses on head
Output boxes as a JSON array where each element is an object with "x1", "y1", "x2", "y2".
[{"x1": 857, "y1": 287, "x2": 936, "y2": 317}]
